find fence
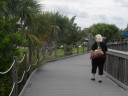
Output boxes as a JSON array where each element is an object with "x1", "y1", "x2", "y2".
[
  {"x1": 0, "y1": 44, "x2": 87, "y2": 96},
  {"x1": 105, "y1": 39, "x2": 128, "y2": 90},
  {"x1": 104, "y1": 49, "x2": 128, "y2": 90},
  {"x1": 107, "y1": 43, "x2": 128, "y2": 51},
  {"x1": 107, "y1": 39, "x2": 128, "y2": 51}
]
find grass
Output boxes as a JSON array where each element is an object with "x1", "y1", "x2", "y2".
[
  {"x1": 47, "y1": 46, "x2": 87, "y2": 59},
  {"x1": 56, "y1": 48, "x2": 64, "y2": 57}
]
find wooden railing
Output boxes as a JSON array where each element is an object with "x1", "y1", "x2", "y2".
[
  {"x1": 107, "y1": 39, "x2": 128, "y2": 51},
  {"x1": 107, "y1": 43, "x2": 128, "y2": 51},
  {"x1": 105, "y1": 39, "x2": 128, "y2": 90},
  {"x1": 104, "y1": 49, "x2": 128, "y2": 90}
]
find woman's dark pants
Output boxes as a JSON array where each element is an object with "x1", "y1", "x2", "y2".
[{"x1": 91, "y1": 57, "x2": 106, "y2": 75}]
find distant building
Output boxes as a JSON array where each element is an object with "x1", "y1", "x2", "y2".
[{"x1": 122, "y1": 32, "x2": 128, "y2": 37}]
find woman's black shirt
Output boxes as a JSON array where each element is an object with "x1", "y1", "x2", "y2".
[{"x1": 91, "y1": 42, "x2": 108, "y2": 56}]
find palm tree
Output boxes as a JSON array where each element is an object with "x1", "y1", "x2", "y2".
[
  {"x1": 36, "y1": 12, "x2": 60, "y2": 56},
  {"x1": 7, "y1": 0, "x2": 41, "y2": 61}
]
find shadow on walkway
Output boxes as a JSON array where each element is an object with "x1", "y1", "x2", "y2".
[{"x1": 22, "y1": 53, "x2": 128, "y2": 96}]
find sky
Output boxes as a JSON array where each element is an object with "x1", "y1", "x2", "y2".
[{"x1": 37, "y1": 0, "x2": 128, "y2": 29}]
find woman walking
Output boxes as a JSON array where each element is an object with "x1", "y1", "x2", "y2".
[{"x1": 90, "y1": 34, "x2": 108, "y2": 83}]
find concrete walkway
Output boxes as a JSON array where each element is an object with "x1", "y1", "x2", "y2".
[{"x1": 22, "y1": 53, "x2": 128, "y2": 96}]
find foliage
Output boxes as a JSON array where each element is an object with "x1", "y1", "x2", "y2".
[
  {"x1": 0, "y1": 16, "x2": 22, "y2": 72},
  {"x1": 38, "y1": 12, "x2": 82, "y2": 45},
  {"x1": 88, "y1": 23, "x2": 120, "y2": 42},
  {"x1": 56, "y1": 15, "x2": 82, "y2": 45},
  {"x1": 37, "y1": 12, "x2": 60, "y2": 46},
  {"x1": 36, "y1": 12, "x2": 82, "y2": 55},
  {"x1": 0, "y1": 16, "x2": 23, "y2": 96},
  {"x1": 0, "y1": 0, "x2": 41, "y2": 95},
  {"x1": 123, "y1": 24, "x2": 128, "y2": 32}
]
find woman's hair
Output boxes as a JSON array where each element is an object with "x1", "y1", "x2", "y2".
[{"x1": 95, "y1": 34, "x2": 103, "y2": 42}]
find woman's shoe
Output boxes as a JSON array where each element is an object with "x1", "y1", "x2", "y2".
[
  {"x1": 99, "y1": 80, "x2": 102, "y2": 83},
  {"x1": 91, "y1": 78, "x2": 95, "y2": 81}
]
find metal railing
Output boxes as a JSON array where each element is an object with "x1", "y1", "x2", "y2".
[{"x1": 0, "y1": 44, "x2": 87, "y2": 96}]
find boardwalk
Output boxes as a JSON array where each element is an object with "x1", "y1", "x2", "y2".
[{"x1": 22, "y1": 53, "x2": 128, "y2": 96}]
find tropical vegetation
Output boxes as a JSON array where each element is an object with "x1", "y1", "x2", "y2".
[{"x1": 0, "y1": 0, "x2": 128, "y2": 95}]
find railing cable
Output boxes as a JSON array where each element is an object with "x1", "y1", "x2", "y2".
[
  {"x1": 27, "y1": 65, "x2": 31, "y2": 72},
  {"x1": 0, "y1": 60, "x2": 15, "y2": 75},
  {"x1": 17, "y1": 71, "x2": 25, "y2": 84},
  {"x1": 18, "y1": 54, "x2": 25, "y2": 63},
  {"x1": 9, "y1": 83, "x2": 15, "y2": 96},
  {"x1": 33, "y1": 59, "x2": 38, "y2": 66}
]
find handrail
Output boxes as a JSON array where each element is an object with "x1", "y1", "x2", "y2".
[
  {"x1": 9, "y1": 83, "x2": 15, "y2": 96},
  {"x1": 17, "y1": 71, "x2": 25, "y2": 84},
  {"x1": 27, "y1": 65, "x2": 31, "y2": 72},
  {"x1": 18, "y1": 54, "x2": 25, "y2": 63},
  {"x1": 33, "y1": 59, "x2": 38, "y2": 66},
  {"x1": 39, "y1": 55, "x2": 43, "y2": 61},
  {"x1": 105, "y1": 49, "x2": 128, "y2": 90},
  {"x1": 108, "y1": 43, "x2": 128, "y2": 51},
  {"x1": 0, "y1": 60, "x2": 15, "y2": 75}
]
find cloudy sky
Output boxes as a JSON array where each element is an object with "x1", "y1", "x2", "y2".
[{"x1": 38, "y1": 0, "x2": 128, "y2": 29}]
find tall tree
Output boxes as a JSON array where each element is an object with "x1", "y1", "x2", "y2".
[
  {"x1": 88, "y1": 23, "x2": 120, "y2": 42},
  {"x1": 0, "y1": 0, "x2": 24, "y2": 70},
  {"x1": 15, "y1": 0, "x2": 42, "y2": 63}
]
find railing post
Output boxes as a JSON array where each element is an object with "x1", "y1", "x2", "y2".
[
  {"x1": 124, "y1": 59, "x2": 127, "y2": 84},
  {"x1": 54, "y1": 45, "x2": 57, "y2": 59},
  {"x1": 42, "y1": 47, "x2": 46, "y2": 62},
  {"x1": 64, "y1": 45, "x2": 66, "y2": 56},
  {"x1": 29, "y1": 51, "x2": 33, "y2": 74},
  {"x1": 77, "y1": 45, "x2": 79, "y2": 54},
  {"x1": 82, "y1": 44, "x2": 85, "y2": 52},
  {"x1": 37, "y1": 49, "x2": 39, "y2": 66},
  {"x1": 23, "y1": 52, "x2": 27, "y2": 84},
  {"x1": 12, "y1": 56, "x2": 18, "y2": 96},
  {"x1": 105, "y1": 53, "x2": 109, "y2": 72}
]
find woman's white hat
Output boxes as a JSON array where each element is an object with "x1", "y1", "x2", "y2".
[{"x1": 95, "y1": 34, "x2": 103, "y2": 42}]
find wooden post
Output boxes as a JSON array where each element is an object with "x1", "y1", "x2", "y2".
[
  {"x1": 12, "y1": 56, "x2": 18, "y2": 96},
  {"x1": 54, "y1": 45, "x2": 57, "y2": 59},
  {"x1": 77, "y1": 45, "x2": 79, "y2": 54},
  {"x1": 124, "y1": 59, "x2": 127, "y2": 84},
  {"x1": 37, "y1": 49, "x2": 39, "y2": 66},
  {"x1": 29, "y1": 50, "x2": 33, "y2": 74},
  {"x1": 42, "y1": 46, "x2": 46, "y2": 62},
  {"x1": 64, "y1": 45, "x2": 66, "y2": 56},
  {"x1": 83, "y1": 44, "x2": 85, "y2": 52},
  {"x1": 105, "y1": 53, "x2": 109, "y2": 72},
  {"x1": 23, "y1": 52, "x2": 27, "y2": 84}
]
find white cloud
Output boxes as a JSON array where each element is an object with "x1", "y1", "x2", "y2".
[{"x1": 38, "y1": 0, "x2": 128, "y2": 29}]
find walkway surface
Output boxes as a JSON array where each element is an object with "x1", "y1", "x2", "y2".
[{"x1": 23, "y1": 53, "x2": 128, "y2": 96}]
